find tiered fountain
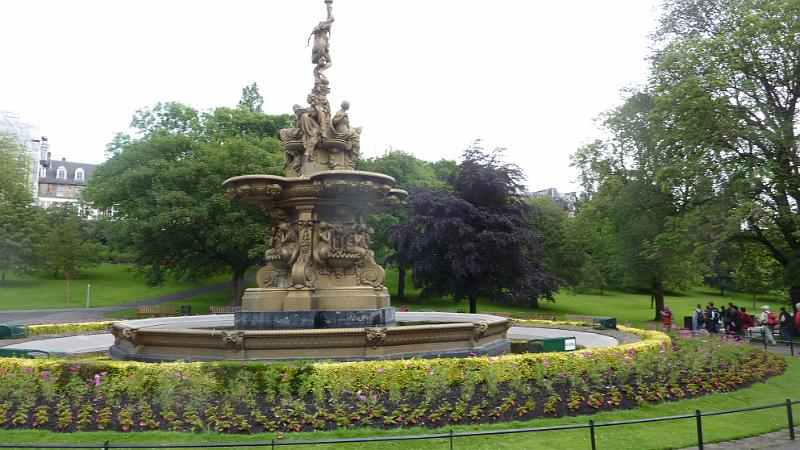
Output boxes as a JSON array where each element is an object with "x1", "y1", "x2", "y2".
[{"x1": 109, "y1": 0, "x2": 511, "y2": 361}]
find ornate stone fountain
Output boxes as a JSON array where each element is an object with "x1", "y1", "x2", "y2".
[{"x1": 108, "y1": 0, "x2": 510, "y2": 361}]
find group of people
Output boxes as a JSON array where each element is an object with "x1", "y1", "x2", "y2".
[{"x1": 660, "y1": 302, "x2": 800, "y2": 344}]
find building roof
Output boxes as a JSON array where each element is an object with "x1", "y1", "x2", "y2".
[{"x1": 40, "y1": 159, "x2": 98, "y2": 186}]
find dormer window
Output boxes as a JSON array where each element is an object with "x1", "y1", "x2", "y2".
[
  {"x1": 75, "y1": 168, "x2": 84, "y2": 181},
  {"x1": 56, "y1": 166, "x2": 67, "y2": 179}
]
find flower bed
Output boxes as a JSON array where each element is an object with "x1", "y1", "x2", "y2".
[{"x1": 0, "y1": 327, "x2": 785, "y2": 433}]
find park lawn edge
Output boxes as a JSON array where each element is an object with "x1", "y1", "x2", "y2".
[{"x1": 0, "y1": 356, "x2": 795, "y2": 449}]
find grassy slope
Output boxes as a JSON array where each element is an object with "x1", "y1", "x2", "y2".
[
  {"x1": 0, "y1": 264, "x2": 232, "y2": 310},
  {"x1": 0, "y1": 357, "x2": 796, "y2": 449}
]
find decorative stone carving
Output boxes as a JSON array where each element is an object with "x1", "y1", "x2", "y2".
[
  {"x1": 332, "y1": 101, "x2": 362, "y2": 168},
  {"x1": 222, "y1": 331, "x2": 245, "y2": 351},
  {"x1": 365, "y1": 327, "x2": 387, "y2": 348}
]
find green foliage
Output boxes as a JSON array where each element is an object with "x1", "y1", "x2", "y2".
[
  {"x1": 84, "y1": 101, "x2": 286, "y2": 305},
  {"x1": 0, "y1": 204, "x2": 47, "y2": 285},
  {"x1": 649, "y1": 0, "x2": 800, "y2": 304},
  {"x1": 526, "y1": 196, "x2": 580, "y2": 285},
  {"x1": 0, "y1": 133, "x2": 34, "y2": 205},
  {"x1": 39, "y1": 204, "x2": 104, "y2": 303},
  {"x1": 237, "y1": 82, "x2": 264, "y2": 113}
]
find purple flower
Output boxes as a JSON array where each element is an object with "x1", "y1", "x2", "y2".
[
  {"x1": 376, "y1": 367, "x2": 384, "y2": 374},
  {"x1": 542, "y1": 360, "x2": 551, "y2": 367}
]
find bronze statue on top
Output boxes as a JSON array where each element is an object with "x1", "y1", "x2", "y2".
[{"x1": 279, "y1": 0, "x2": 361, "y2": 176}]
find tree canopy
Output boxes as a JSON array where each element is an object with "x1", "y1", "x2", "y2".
[
  {"x1": 389, "y1": 145, "x2": 560, "y2": 313},
  {"x1": 85, "y1": 93, "x2": 286, "y2": 305}
]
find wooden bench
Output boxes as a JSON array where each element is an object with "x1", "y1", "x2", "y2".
[
  {"x1": 135, "y1": 305, "x2": 180, "y2": 319},
  {"x1": 209, "y1": 306, "x2": 242, "y2": 315}
]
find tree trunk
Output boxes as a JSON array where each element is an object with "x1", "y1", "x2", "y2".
[
  {"x1": 0, "y1": 272, "x2": 4, "y2": 286},
  {"x1": 752, "y1": 293, "x2": 756, "y2": 310},
  {"x1": 468, "y1": 294, "x2": 477, "y2": 314},
  {"x1": 599, "y1": 283, "x2": 604, "y2": 295},
  {"x1": 650, "y1": 293, "x2": 654, "y2": 309},
  {"x1": 652, "y1": 280, "x2": 664, "y2": 322},
  {"x1": 720, "y1": 286, "x2": 724, "y2": 297},
  {"x1": 230, "y1": 267, "x2": 246, "y2": 306},
  {"x1": 397, "y1": 266, "x2": 406, "y2": 300},
  {"x1": 65, "y1": 271, "x2": 73, "y2": 303}
]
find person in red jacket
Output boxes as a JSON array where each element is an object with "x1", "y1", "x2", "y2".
[
  {"x1": 795, "y1": 303, "x2": 800, "y2": 333},
  {"x1": 661, "y1": 305, "x2": 673, "y2": 331}
]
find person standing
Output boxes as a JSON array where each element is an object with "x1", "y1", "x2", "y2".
[
  {"x1": 706, "y1": 302, "x2": 720, "y2": 334},
  {"x1": 778, "y1": 307, "x2": 792, "y2": 341},
  {"x1": 794, "y1": 303, "x2": 800, "y2": 337},
  {"x1": 692, "y1": 304, "x2": 704, "y2": 332},
  {"x1": 661, "y1": 305, "x2": 673, "y2": 331},
  {"x1": 758, "y1": 305, "x2": 777, "y2": 345},
  {"x1": 739, "y1": 307, "x2": 754, "y2": 332}
]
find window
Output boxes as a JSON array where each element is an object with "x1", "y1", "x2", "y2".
[
  {"x1": 75, "y1": 186, "x2": 83, "y2": 197},
  {"x1": 39, "y1": 166, "x2": 47, "y2": 178},
  {"x1": 74, "y1": 168, "x2": 84, "y2": 181},
  {"x1": 56, "y1": 185, "x2": 65, "y2": 197},
  {"x1": 56, "y1": 166, "x2": 67, "y2": 179}
]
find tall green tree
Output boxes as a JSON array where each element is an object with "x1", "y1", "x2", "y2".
[
  {"x1": 0, "y1": 133, "x2": 33, "y2": 204},
  {"x1": 359, "y1": 150, "x2": 453, "y2": 300},
  {"x1": 650, "y1": 0, "x2": 800, "y2": 305},
  {"x1": 0, "y1": 134, "x2": 46, "y2": 286},
  {"x1": 85, "y1": 102, "x2": 285, "y2": 305},
  {"x1": 526, "y1": 196, "x2": 581, "y2": 286},
  {"x1": 42, "y1": 204, "x2": 103, "y2": 303},
  {"x1": 572, "y1": 93, "x2": 707, "y2": 319},
  {"x1": 238, "y1": 82, "x2": 265, "y2": 113}
]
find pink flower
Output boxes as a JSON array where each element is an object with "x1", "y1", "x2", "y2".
[
  {"x1": 376, "y1": 368, "x2": 384, "y2": 374},
  {"x1": 542, "y1": 360, "x2": 551, "y2": 367},
  {"x1": 69, "y1": 364, "x2": 80, "y2": 372}
]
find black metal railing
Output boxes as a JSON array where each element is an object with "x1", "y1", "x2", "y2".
[{"x1": 0, "y1": 399, "x2": 796, "y2": 449}]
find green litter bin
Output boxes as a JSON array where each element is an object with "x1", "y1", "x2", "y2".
[
  {"x1": 0, "y1": 325, "x2": 28, "y2": 339},
  {"x1": 592, "y1": 317, "x2": 617, "y2": 330},
  {"x1": 524, "y1": 336, "x2": 577, "y2": 353}
]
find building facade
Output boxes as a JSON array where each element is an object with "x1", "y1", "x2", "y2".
[
  {"x1": 37, "y1": 157, "x2": 97, "y2": 212},
  {"x1": 0, "y1": 111, "x2": 49, "y2": 199}
]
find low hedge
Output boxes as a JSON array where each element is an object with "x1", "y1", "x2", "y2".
[
  {"x1": 0, "y1": 324, "x2": 785, "y2": 433},
  {"x1": 27, "y1": 322, "x2": 117, "y2": 336}
]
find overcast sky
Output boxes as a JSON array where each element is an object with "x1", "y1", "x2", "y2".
[{"x1": 2, "y1": 0, "x2": 662, "y2": 193}]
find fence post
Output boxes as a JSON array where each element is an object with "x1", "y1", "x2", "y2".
[
  {"x1": 450, "y1": 429, "x2": 454, "y2": 450},
  {"x1": 695, "y1": 410, "x2": 704, "y2": 450},
  {"x1": 272, "y1": 439, "x2": 275, "y2": 449},
  {"x1": 103, "y1": 440, "x2": 109, "y2": 450},
  {"x1": 589, "y1": 419, "x2": 597, "y2": 450},
  {"x1": 787, "y1": 399, "x2": 796, "y2": 441},
  {"x1": 762, "y1": 328, "x2": 768, "y2": 350}
]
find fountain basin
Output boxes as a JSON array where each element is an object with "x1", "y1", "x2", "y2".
[{"x1": 108, "y1": 312, "x2": 511, "y2": 362}]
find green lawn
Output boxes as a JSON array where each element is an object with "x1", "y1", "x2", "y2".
[
  {"x1": 0, "y1": 264, "x2": 233, "y2": 310},
  {"x1": 106, "y1": 280, "x2": 257, "y2": 320},
  {"x1": 0, "y1": 356, "x2": 796, "y2": 449},
  {"x1": 101, "y1": 268, "x2": 784, "y2": 329},
  {"x1": 384, "y1": 269, "x2": 783, "y2": 328}
]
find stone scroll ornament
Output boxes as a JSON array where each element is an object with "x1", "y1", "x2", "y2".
[{"x1": 278, "y1": 0, "x2": 362, "y2": 175}]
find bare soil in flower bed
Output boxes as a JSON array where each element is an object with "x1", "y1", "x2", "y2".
[{"x1": 0, "y1": 337, "x2": 786, "y2": 433}]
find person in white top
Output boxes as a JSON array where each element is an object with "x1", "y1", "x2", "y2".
[{"x1": 758, "y1": 305, "x2": 777, "y2": 345}]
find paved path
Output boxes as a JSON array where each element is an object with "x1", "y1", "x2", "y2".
[
  {"x1": 678, "y1": 426, "x2": 799, "y2": 450},
  {"x1": 0, "y1": 274, "x2": 255, "y2": 325}
]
